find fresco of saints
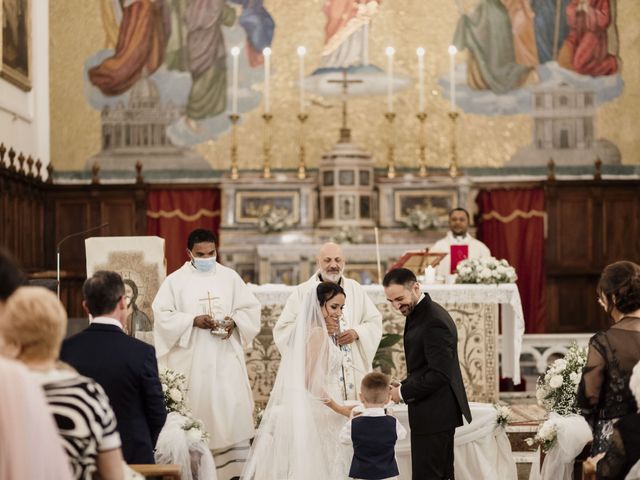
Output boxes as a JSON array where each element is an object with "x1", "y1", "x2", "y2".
[
  {"x1": 90, "y1": 0, "x2": 274, "y2": 127},
  {"x1": 557, "y1": 0, "x2": 619, "y2": 76},
  {"x1": 322, "y1": 0, "x2": 380, "y2": 68}
]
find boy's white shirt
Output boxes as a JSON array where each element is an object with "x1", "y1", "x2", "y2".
[{"x1": 339, "y1": 407, "x2": 408, "y2": 445}]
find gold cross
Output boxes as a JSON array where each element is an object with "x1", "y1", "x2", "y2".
[
  {"x1": 327, "y1": 69, "x2": 363, "y2": 143},
  {"x1": 198, "y1": 291, "x2": 218, "y2": 317}
]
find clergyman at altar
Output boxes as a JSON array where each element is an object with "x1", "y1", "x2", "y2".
[
  {"x1": 273, "y1": 242, "x2": 383, "y2": 400},
  {"x1": 430, "y1": 208, "x2": 491, "y2": 279},
  {"x1": 385, "y1": 268, "x2": 471, "y2": 480},
  {"x1": 152, "y1": 229, "x2": 261, "y2": 479}
]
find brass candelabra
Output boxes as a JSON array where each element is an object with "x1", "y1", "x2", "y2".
[
  {"x1": 448, "y1": 111, "x2": 460, "y2": 177},
  {"x1": 297, "y1": 113, "x2": 309, "y2": 179},
  {"x1": 416, "y1": 112, "x2": 428, "y2": 177},
  {"x1": 228, "y1": 114, "x2": 240, "y2": 180},
  {"x1": 385, "y1": 112, "x2": 396, "y2": 179},
  {"x1": 262, "y1": 113, "x2": 273, "y2": 179}
]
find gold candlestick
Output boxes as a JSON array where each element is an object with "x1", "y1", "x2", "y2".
[
  {"x1": 229, "y1": 114, "x2": 240, "y2": 180},
  {"x1": 385, "y1": 112, "x2": 396, "y2": 179},
  {"x1": 448, "y1": 111, "x2": 460, "y2": 177},
  {"x1": 416, "y1": 112, "x2": 428, "y2": 177},
  {"x1": 262, "y1": 113, "x2": 273, "y2": 179},
  {"x1": 297, "y1": 113, "x2": 309, "y2": 179}
]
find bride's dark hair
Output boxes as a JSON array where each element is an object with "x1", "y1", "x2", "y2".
[{"x1": 316, "y1": 282, "x2": 346, "y2": 306}]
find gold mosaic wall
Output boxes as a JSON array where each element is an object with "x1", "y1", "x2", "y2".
[{"x1": 50, "y1": 0, "x2": 640, "y2": 171}]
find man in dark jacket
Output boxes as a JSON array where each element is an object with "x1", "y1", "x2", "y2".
[
  {"x1": 384, "y1": 267, "x2": 471, "y2": 480},
  {"x1": 60, "y1": 270, "x2": 167, "y2": 464}
]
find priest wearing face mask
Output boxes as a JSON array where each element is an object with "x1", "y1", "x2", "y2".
[
  {"x1": 152, "y1": 229, "x2": 261, "y2": 478},
  {"x1": 430, "y1": 208, "x2": 491, "y2": 279},
  {"x1": 273, "y1": 242, "x2": 383, "y2": 400}
]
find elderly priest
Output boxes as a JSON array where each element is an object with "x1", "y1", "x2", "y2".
[{"x1": 273, "y1": 242, "x2": 383, "y2": 400}]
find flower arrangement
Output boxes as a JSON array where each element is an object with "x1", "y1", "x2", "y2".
[
  {"x1": 246, "y1": 204, "x2": 294, "y2": 233},
  {"x1": 494, "y1": 404, "x2": 512, "y2": 428},
  {"x1": 535, "y1": 343, "x2": 587, "y2": 416},
  {"x1": 182, "y1": 418, "x2": 210, "y2": 442},
  {"x1": 159, "y1": 367, "x2": 211, "y2": 440},
  {"x1": 526, "y1": 418, "x2": 558, "y2": 452},
  {"x1": 401, "y1": 205, "x2": 440, "y2": 232},
  {"x1": 160, "y1": 367, "x2": 190, "y2": 416},
  {"x1": 455, "y1": 257, "x2": 517, "y2": 284},
  {"x1": 330, "y1": 226, "x2": 362, "y2": 244}
]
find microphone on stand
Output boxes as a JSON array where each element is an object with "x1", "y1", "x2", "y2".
[{"x1": 56, "y1": 223, "x2": 109, "y2": 299}]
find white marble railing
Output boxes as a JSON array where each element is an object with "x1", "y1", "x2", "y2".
[{"x1": 499, "y1": 333, "x2": 592, "y2": 374}]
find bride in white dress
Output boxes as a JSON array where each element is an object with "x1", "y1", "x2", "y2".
[{"x1": 242, "y1": 282, "x2": 355, "y2": 479}]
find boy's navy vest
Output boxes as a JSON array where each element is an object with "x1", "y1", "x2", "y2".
[{"x1": 349, "y1": 415, "x2": 399, "y2": 479}]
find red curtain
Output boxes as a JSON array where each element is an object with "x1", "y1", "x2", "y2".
[
  {"x1": 476, "y1": 188, "x2": 546, "y2": 333},
  {"x1": 146, "y1": 189, "x2": 221, "y2": 275}
]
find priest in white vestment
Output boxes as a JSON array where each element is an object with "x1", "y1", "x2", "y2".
[
  {"x1": 152, "y1": 229, "x2": 260, "y2": 477},
  {"x1": 430, "y1": 208, "x2": 491, "y2": 278},
  {"x1": 273, "y1": 242, "x2": 382, "y2": 400}
]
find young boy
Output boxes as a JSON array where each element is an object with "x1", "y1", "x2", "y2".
[{"x1": 340, "y1": 372, "x2": 407, "y2": 480}]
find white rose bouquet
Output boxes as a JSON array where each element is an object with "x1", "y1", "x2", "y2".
[
  {"x1": 526, "y1": 417, "x2": 558, "y2": 452},
  {"x1": 402, "y1": 205, "x2": 439, "y2": 232},
  {"x1": 159, "y1": 367, "x2": 190, "y2": 416},
  {"x1": 455, "y1": 257, "x2": 517, "y2": 284},
  {"x1": 536, "y1": 343, "x2": 587, "y2": 416},
  {"x1": 494, "y1": 404, "x2": 512, "y2": 428}
]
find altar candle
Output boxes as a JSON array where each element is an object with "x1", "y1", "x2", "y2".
[
  {"x1": 297, "y1": 46, "x2": 306, "y2": 113},
  {"x1": 231, "y1": 46, "x2": 240, "y2": 114},
  {"x1": 417, "y1": 47, "x2": 425, "y2": 112},
  {"x1": 263, "y1": 47, "x2": 271, "y2": 114},
  {"x1": 385, "y1": 46, "x2": 395, "y2": 113},
  {"x1": 448, "y1": 45, "x2": 457, "y2": 111},
  {"x1": 374, "y1": 227, "x2": 382, "y2": 284},
  {"x1": 363, "y1": 23, "x2": 370, "y2": 65}
]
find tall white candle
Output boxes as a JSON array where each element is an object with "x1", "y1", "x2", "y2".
[
  {"x1": 263, "y1": 47, "x2": 271, "y2": 114},
  {"x1": 448, "y1": 45, "x2": 457, "y2": 111},
  {"x1": 363, "y1": 22, "x2": 370, "y2": 65},
  {"x1": 297, "y1": 46, "x2": 306, "y2": 113},
  {"x1": 374, "y1": 227, "x2": 382, "y2": 284},
  {"x1": 417, "y1": 47, "x2": 425, "y2": 112},
  {"x1": 231, "y1": 46, "x2": 240, "y2": 114},
  {"x1": 385, "y1": 46, "x2": 395, "y2": 113}
]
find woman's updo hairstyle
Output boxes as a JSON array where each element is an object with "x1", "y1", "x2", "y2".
[
  {"x1": 597, "y1": 261, "x2": 640, "y2": 316},
  {"x1": 316, "y1": 282, "x2": 346, "y2": 307}
]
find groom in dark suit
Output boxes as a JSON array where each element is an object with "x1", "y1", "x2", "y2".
[
  {"x1": 60, "y1": 270, "x2": 167, "y2": 464},
  {"x1": 384, "y1": 268, "x2": 471, "y2": 479}
]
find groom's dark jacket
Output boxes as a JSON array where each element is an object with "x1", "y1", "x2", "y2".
[
  {"x1": 400, "y1": 293, "x2": 471, "y2": 434},
  {"x1": 60, "y1": 323, "x2": 167, "y2": 464}
]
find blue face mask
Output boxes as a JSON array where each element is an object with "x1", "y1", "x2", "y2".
[{"x1": 192, "y1": 256, "x2": 216, "y2": 272}]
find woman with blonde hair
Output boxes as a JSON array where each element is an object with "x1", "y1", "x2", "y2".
[{"x1": 0, "y1": 286, "x2": 125, "y2": 480}]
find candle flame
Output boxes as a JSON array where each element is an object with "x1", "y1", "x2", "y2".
[
  {"x1": 416, "y1": 47, "x2": 425, "y2": 56},
  {"x1": 263, "y1": 47, "x2": 272, "y2": 57},
  {"x1": 231, "y1": 46, "x2": 241, "y2": 56},
  {"x1": 297, "y1": 46, "x2": 306, "y2": 56},
  {"x1": 385, "y1": 46, "x2": 395, "y2": 56},
  {"x1": 448, "y1": 45, "x2": 458, "y2": 55}
]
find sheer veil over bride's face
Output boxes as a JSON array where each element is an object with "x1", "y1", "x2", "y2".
[{"x1": 242, "y1": 287, "x2": 347, "y2": 480}]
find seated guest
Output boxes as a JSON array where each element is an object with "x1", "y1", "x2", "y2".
[
  {"x1": 429, "y1": 208, "x2": 491, "y2": 278},
  {"x1": 590, "y1": 360, "x2": 640, "y2": 479},
  {"x1": 0, "y1": 247, "x2": 25, "y2": 306},
  {"x1": 61, "y1": 271, "x2": 167, "y2": 465},
  {"x1": 0, "y1": 286, "x2": 124, "y2": 480},
  {"x1": 340, "y1": 372, "x2": 407, "y2": 480},
  {"x1": 577, "y1": 261, "x2": 640, "y2": 457}
]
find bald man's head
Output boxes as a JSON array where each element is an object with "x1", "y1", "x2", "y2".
[{"x1": 317, "y1": 242, "x2": 345, "y2": 283}]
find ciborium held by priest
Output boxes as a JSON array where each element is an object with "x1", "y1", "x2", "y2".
[{"x1": 210, "y1": 315, "x2": 233, "y2": 337}]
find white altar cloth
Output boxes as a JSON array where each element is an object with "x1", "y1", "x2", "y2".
[{"x1": 250, "y1": 283, "x2": 525, "y2": 384}]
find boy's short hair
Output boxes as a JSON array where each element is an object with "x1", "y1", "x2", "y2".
[{"x1": 361, "y1": 372, "x2": 391, "y2": 404}]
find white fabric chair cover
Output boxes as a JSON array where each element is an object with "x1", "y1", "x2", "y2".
[
  {"x1": 529, "y1": 413, "x2": 592, "y2": 480},
  {"x1": 155, "y1": 412, "x2": 217, "y2": 480}
]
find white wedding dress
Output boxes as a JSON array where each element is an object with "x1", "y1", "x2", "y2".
[{"x1": 242, "y1": 290, "x2": 352, "y2": 479}]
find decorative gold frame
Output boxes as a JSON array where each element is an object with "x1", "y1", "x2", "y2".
[
  {"x1": 235, "y1": 190, "x2": 300, "y2": 225},
  {"x1": 393, "y1": 189, "x2": 457, "y2": 224},
  {"x1": 0, "y1": 0, "x2": 32, "y2": 91}
]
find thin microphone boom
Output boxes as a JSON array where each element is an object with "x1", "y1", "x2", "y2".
[{"x1": 56, "y1": 223, "x2": 109, "y2": 299}]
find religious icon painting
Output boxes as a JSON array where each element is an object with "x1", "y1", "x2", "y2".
[
  {"x1": 85, "y1": 236, "x2": 166, "y2": 344},
  {"x1": 1, "y1": 0, "x2": 31, "y2": 91}
]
